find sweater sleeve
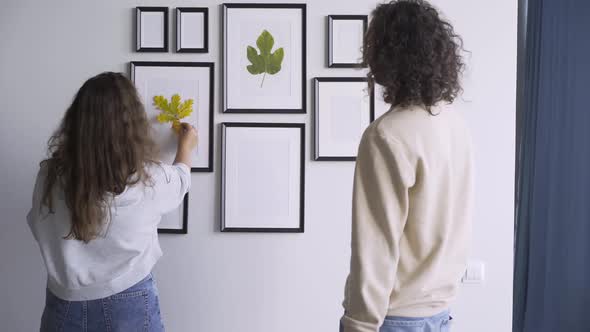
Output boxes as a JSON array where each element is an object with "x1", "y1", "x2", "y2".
[
  {"x1": 341, "y1": 133, "x2": 415, "y2": 332},
  {"x1": 150, "y1": 162, "x2": 192, "y2": 215}
]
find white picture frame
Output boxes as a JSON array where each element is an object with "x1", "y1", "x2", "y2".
[
  {"x1": 221, "y1": 123, "x2": 305, "y2": 232},
  {"x1": 222, "y1": 3, "x2": 307, "y2": 113},
  {"x1": 176, "y1": 7, "x2": 208, "y2": 53},
  {"x1": 130, "y1": 61, "x2": 214, "y2": 172},
  {"x1": 157, "y1": 194, "x2": 188, "y2": 234},
  {"x1": 314, "y1": 77, "x2": 374, "y2": 161},
  {"x1": 328, "y1": 15, "x2": 368, "y2": 68},
  {"x1": 136, "y1": 7, "x2": 169, "y2": 52}
]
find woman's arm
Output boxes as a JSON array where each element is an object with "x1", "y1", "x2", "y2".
[{"x1": 148, "y1": 122, "x2": 198, "y2": 216}]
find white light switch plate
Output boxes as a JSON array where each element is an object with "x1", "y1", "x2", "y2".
[{"x1": 462, "y1": 260, "x2": 485, "y2": 284}]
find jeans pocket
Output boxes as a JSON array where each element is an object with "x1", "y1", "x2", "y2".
[
  {"x1": 106, "y1": 290, "x2": 149, "y2": 332},
  {"x1": 41, "y1": 290, "x2": 70, "y2": 332}
]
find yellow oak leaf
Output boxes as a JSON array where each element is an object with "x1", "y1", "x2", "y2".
[{"x1": 152, "y1": 94, "x2": 195, "y2": 132}]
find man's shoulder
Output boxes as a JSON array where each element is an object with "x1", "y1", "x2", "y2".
[{"x1": 364, "y1": 106, "x2": 428, "y2": 143}]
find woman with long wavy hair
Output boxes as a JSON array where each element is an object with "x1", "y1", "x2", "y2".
[
  {"x1": 340, "y1": 1, "x2": 472, "y2": 332},
  {"x1": 27, "y1": 72, "x2": 197, "y2": 331}
]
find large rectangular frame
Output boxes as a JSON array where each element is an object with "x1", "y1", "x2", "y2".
[
  {"x1": 176, "y1": 7, "x2": 209, "y2": 53},
  {"x1": 314, "y1": 77, "x2": 375, "y2": 161},
  {"x1": 327, "y1": 15, "x2": 368, "y2": 68},
  {"x1": 158, "y1": 194, "x2": 189, "y2": 234},
  {"x1": 130, "y1": 61, "x2": 215, "y2": 172},
  {"x1": 221, "y1": 122, "x2": 305, "y2": 233},
  {"x1": 222, "y1": 3, "x2": 307, "y2": 114},
  {"x1": 136, "y1": 7, "x2": 169, "y2": 52}
]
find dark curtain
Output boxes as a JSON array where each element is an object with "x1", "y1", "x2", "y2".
[{"x1": 514, "y1": 1, "x2": 590, "y2": 332}]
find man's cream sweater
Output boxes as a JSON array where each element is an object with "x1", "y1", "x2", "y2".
[{"x1": 341, "y1": 106, "x2": 474, "y2": 332}]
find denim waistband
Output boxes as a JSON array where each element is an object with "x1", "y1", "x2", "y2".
[{"x1": 384, "y1": 309, "x2": 450, "y2": 321}]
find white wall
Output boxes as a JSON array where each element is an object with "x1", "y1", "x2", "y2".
[{"x1": 0, "y1": 1, "x2": 516, "y2": 331}]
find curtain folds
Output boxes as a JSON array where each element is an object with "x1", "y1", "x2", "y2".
[{"x1": 514, "y1": 1, "x2": 590, "y2": 332}]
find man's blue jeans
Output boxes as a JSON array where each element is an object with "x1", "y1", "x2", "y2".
[{"x1": 341, "y1": 311, "x2": 452, "y2": 332}]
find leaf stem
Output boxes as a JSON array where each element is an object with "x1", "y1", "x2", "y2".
[{"x1": 260, "y1": 72, "x2": 266, "y2": 88}]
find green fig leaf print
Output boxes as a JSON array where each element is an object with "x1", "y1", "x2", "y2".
[{"x1": 246, "y1": 30, "x2": 285, "y2": 88}]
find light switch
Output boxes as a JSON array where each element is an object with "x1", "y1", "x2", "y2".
[{"x1": 462, "y1": 260, "x2": 485, "y2": 284}]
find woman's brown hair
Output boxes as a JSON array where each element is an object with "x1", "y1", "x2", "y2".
[
  {"x1": 364, "y1": 0, "x2": 465, "y2": 110},
  {"x1": 41, "y1": 72, "x2": 157, "y2": 242}
]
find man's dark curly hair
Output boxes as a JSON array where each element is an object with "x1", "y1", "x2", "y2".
[{"x1": 364, "y1": 0, "x2": 465, "y2": 111}]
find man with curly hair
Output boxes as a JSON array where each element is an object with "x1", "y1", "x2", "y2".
[{"x1": 341, "y1": 1, "x2": 473, "y2": 332}]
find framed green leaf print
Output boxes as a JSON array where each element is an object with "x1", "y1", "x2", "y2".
[{"x1": 223, "y1": 3, "x2": 307, "y2": 113}]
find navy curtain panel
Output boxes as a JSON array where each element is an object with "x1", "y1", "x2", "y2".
[{"x1": 514, "y1": 1, "x2": 590, "y2": 332}]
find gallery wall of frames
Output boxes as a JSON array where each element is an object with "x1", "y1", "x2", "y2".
[{"x1": 134, "y1": 4, "x2": 375, "y2": 234}]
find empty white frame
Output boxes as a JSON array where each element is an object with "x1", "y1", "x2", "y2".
[
  {"x1": 223, "y1": 3, "x2": 307, "y2": 113},
  {"x1": 176, "y1": 7, "x2": 208, "y2": 53},
  {"x1": 328, "y1": 15, "x2": 368, "y2": 68},
  {"x1": 314, "y1": 77, "x2": 375, "y2": 161},
  {"x1": 221, "y1": 123, "x2": 305, "y2": 232},
  {"x1": 136, "y1": 7, "x2": 169, "y2": 52},
  {"x1": 131, "y1": 61, "x2": 214, "y2": 172}
]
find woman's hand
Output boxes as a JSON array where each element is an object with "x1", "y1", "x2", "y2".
[
  {"x1": 174, "y1": 123, "x2": 198, "y2": 166},
  {"x1": 178, "y1": 123, "x2": 198, "y2": 151}
]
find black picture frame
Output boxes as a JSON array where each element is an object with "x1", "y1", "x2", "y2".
[
  {"x1": 222, "y1": 3, "x2": 307, "y2": 114},
  {"x1": 130, "y1": 61, "x2": 215, "y2": 172},
  {"x1": 327, "y1": 15, "x2": 368, "y2": 68},
  {"x1": 314, "y1": 77, "x2": 375, "y2": 161},
  {"x1": 158, "y1": 193, "x2": 189, "y2": 234},
  {"x1": 136, "y1": 7, "x2": 169, "y2": 52},
  {"x1": 220, "y1": 122, "x2": 305, "y2": 233},
  {"x1": 176, "y1": 7, "x2": 209, "y2": 53}
]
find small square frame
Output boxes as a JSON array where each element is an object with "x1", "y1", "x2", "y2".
[
  {"x1": 136, "y1": 7, "x2": 169, "y2": 52},
  {"x1": 176, "y1": 7, "x2": 209, "y2": 53},
  {"x1": 327, "y1": 15, "x2": 368, "y2": 68}
]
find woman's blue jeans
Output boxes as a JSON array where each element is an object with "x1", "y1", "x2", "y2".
[{"x1": 40, "y1": 273, "x2": 164, "y2": 332}]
